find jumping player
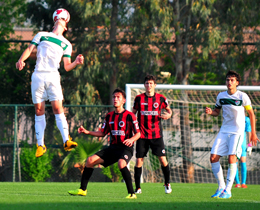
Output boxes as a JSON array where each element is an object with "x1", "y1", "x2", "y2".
[
  {"x1": 68, "y1": 88, "x2": 140, "y2": 199},
  {"x1": 16, "y1": 9, "x2": 84, "y2": 157},
  {"x1": 133, "y1": 74, "x2": 172, "y2": 194},
  {"x1": 205, "y1": 70, "x2": 259, "y2": 199}
]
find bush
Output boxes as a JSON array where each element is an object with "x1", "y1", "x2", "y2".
[
  {"x1": 102, "y1": 163, "x2": 123, "y2": 182},
  {"x1": 20, "y1": 142, "x2": 54, "y2": 182}
]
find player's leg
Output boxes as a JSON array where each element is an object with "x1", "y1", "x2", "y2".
[
  {"x1": 220, "y1": 133, "x2": 243, "y2": 199},
  {"x1": 31, "y1": 72, "x2": 47, "y2": 157},
  {"x1": 68, "y1": 154, "x2": 104, "y2": 196},
  {"x1": 151, "y1": 138, "x2": 171, "y2": 193},
  {"x1": 134, "y1": 139, "x2": 149, "y2": 193},
  {"x1": 210, "y1": 132, "x2": 228, "y2": 198},
  {"x1": 134, "y1": 158, "x2": 144, "y2": 193},
  {"x1": 118, "y1": 159, "x2": 136, "y2": 199},
  {"x1": 51, "y1": 100, "x2": 77, "y2": 151},
  {"x1": 34, "y1": 102, "x2": 47, "y2": 157},
  {"x1": 240, "y1": 156, "x2": 247, "y2": 188},
  {"x1": 240, "y1": 138, "x2": 247, "y2": 188},
  {"x1": 234, "y1": 160, "x2": 241, "y2": 187}
]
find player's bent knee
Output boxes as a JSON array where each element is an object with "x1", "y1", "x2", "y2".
[{"x1": 118, "y1": 159, "x2": 127, "y2": 169}]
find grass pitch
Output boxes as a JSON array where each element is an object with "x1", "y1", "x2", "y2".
[{"x1": 0, "y1": 182, "x2": 259, "y2": 210}]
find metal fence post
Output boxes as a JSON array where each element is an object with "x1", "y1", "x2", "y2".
[{"x1": 12, "y1": 105, "x2": 18, "y2": 182}]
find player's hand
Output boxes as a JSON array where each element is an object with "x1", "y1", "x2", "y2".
[
  {"x1": 205, "y1": 107, "x2": 212, "y2": 115},
  {"x1": 123, "y1": 139, "x2": 134, "y2": 147},
  {"x1": 160, "y1": 111, "x2": 171, "y2": 120},
  {"x1": 76, "y1": 54, "x2": 84, "y2": 65},
  {"x1": 247, "y1": 143, "x2": 252, "y2": 156},
  {"x1": 78, "y1": 125, "x2": 89, "y2": 135},
  {"x1": 16, "y1": 60, "x2": 26, "y2": 71},
  {"x1": 250, "y1": 133, "x2": 260, "y2": 146}
]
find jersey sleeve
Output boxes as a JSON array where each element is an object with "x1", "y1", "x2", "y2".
[
  {"x1": 130, "y1": 113, "x2": 140, "y2": 134},
  {"x1": 245, "y1": 116, "x2": 252, "y2": 132},
  {"x1": 242, "y1": 93, "x2": 251, "y2": 107},
  {"x1": 133, "y1": 96, "x2": 140, "y2": 110},
  {"x1": 101, "y1": 114, "x2": 110, "y2": 135},
  {"x1": 161, "y1": 95, "x2": 169, "y2": 109},
  {"x1": 63, "y1": 42, "x2": 72, "y2": 58},
  {"x1": 31, "y1": 32, "x2": 42, "y2": 46},
  {"x1": 215, "y1": 93, "x2": 222, "y2": 109}
]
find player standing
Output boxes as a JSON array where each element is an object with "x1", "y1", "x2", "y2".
[
  {"x1": 68, "y1": 88, "x2": 140, "y2": 199},
  {"x1": 205, "y1": 70, "x2": 259, "y2": 199},
  {"x1": 234, "y1": 116, "x2": 251, "y2": 188},
  {"x1": 133, "y1": 74, "x2": 172, "y2": 194},
  {"x1": 16, "y1": 9, "x2": 84, "y2": 157}
]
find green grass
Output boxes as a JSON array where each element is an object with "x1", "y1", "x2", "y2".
[{"x1": 0, "y1": 182, "x2": 259, "y2": 210}]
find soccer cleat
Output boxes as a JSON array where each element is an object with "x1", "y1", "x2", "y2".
[
  {"x1": 164, "y1": 184, "x2": 172, "y2": 194},
  {"x1": 64, "y1": 136, "x2": 78, "y2": 151},
  {"x1": 241, "y1": 184, "x2": 248, "y2": 188},
  {"x1": 68, "y1": 189, "x2": 87, "y2": 196},
  {"x1": 125, "y1": 194, "x2": 137, "y2": 199},
  {"x1": 211, "y1": 188, "x2": 224, "y2": 198},
  {"x1": 234, "y1": 184, "x2": 241, "y2": 188},
  {"x1": 135, "y1": 188, "x2": 142, "y2": 194},
  {"x1": 35, "y1": 144, "x2": 47, "y2": 157},
  {"x1": 218, "y1": 189, "x2": 232, "y2": 199}
]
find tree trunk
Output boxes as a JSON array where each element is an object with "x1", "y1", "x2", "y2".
[{"x1": 109, "y1": 0, "x2": 118, "y2": 106}]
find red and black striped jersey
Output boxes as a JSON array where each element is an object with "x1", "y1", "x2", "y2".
[
  {"x1": 133, "y1": 93, "x2": 169, "y2": 139},
  {"x1": 101, "y1": 110, "x2": 140, "y2": 148}
]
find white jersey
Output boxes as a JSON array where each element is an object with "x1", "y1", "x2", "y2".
[
  {"x1": 215, "y1": 90, "x2": 251, "y2": 134},
  {"x1": 31, "y1": 32, "x2": 72, "y2": 72}
]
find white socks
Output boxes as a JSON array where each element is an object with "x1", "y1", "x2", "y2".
[
  {"x1": 211, "y1": 162, "x2": 226, "y2": 190},
  {"x1": 225, "y1": 163, "x2": 237, "y2": 193},
  {"x1": 55, "y1": 113, "x2": 69, "y2": 143},
  {"x1": 35, "y1": 114, "x2": 46, "y2": 146}
]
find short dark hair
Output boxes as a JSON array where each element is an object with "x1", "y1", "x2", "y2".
[
  {"x1": 113, "y1": 88, "x2": 126, "y2": 99},
  {"x1": 144, "y1": 74, "x2": 156, "y2": 84},
  {"x1": 226, "y1": 70, "x2": 241, "y2": 83}
]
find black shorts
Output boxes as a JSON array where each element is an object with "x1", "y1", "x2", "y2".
[
  {"x1": 96, "y1": 145, "x2": 133, "y2": 167},
  {"x1": 135, "y1": 138, "x2": 166, "y2": 158}
]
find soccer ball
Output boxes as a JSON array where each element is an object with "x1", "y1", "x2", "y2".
[{"x1": 53, "y1": 8, "x2": 70, "y2": 23}]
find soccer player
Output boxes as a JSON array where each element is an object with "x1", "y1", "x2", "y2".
[
  {"x1": 68, "y1": 88, "x2": 140, "y2": 199},
  {"x1": 234, "y1": 116, "x2": 251, "y2": 188},
  {"x1": 132, "y1": 74, "x2": 172, "y2": 194},
  {"x1": 205, "y1": 70, "x2": 259, "y2": 199},
  {"x1": 16, "y1": 9, "x2": 84, "y2": 157}
]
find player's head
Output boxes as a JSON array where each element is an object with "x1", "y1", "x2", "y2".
[
  {"x1": 112, "y1": 88, "x2": 126, "y2": 107},
  {"x1": 144, "y1": 74, "x2": 157, "y2": 94},
  {"x1": 144, "y1": 74, "x2": 156, "y2": 84},
  {"x1": 53, "y1": 8, "x2": 70, "y2": 31},
  {"x1": 225, "y1": 70, "x2": 241, "y2": 87}
]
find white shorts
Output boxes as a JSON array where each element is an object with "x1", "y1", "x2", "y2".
[
  {"x1": 211, "y1": 132, "x2": 244, "y2": 159},
  {"x1": 31, "y1": 71, "x2": 63, "y2": 104}
]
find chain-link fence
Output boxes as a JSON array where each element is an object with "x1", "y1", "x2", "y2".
[{"x1": 1, "y1": 104, "x2": 260, "y2": 184}]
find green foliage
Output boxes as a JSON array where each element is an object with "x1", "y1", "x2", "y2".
[
  {"x1": 61, "y1": 137, "x2": 103, "y2": 174},
  {"x1": 20, "y1": 142, "x2": 54, "y2": 182},
  {"x1": 101, "y1": 162, "x2": 123, "y2": 182}
]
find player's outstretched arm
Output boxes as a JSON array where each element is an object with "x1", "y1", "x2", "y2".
[
  {"x1": 205, "y1": 107, "x2": 220, "y2": 116},
  {"x1": 78, "y1": 125, "x2": 105, "y2": 137},
  {"x1": 123, "y1": 132, "x2": 141, "y2": 147},
  {"x1": 16, "y1": 44, "x2": 36, "y2": 71},
  {"x1": 63, "y1": 54, "x2": 84, "y2": 71}
]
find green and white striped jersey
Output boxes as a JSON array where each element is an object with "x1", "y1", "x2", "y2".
[{"x1": 31, "y1": 32, "x2": 72, "y2": 72}]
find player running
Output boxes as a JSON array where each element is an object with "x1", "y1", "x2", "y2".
[
  {"x1": 205, "y1": 70, "x2": 259, "y2": 199},
  {"x1": 16, "y1": 9, "x2": 84, "y2": 157},
  {"x1": 68, "y1": 88, "x2": 140, "y2": 199},
  {"x1": 132, "y1": 74, "x2": 172, "y2": 194}
]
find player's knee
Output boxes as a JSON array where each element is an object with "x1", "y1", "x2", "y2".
[
  {"x1": 118, "y1": 159, "x2": 127, "y2": 169},
  {"x1": 86, "y1": 156, "x2": 95, "y2": 167}
]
